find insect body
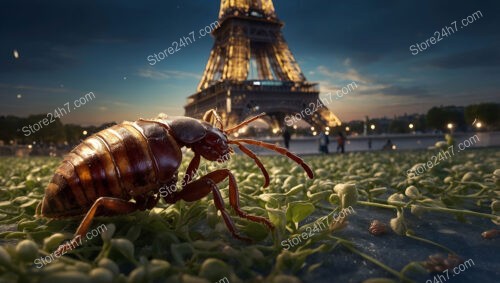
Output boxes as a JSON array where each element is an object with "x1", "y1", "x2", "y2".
[{"x1": 39, "y1": 110, "x2": 314, "y2": 244}]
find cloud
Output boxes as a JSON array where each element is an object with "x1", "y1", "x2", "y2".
[
  {"x1": 343, "y1": 58, "x2": 352, "y2": 67},
  {"x1": 359, "y1": 85, "x2": 430, "y2": 98},
  {"x1": 137, "y1": 68, "x2": 201, "y2": 80},
  {"x1": 0, "y1": 83, "x2": 69, "y2": 94},
  {"x1": 137, "y1": 68, "x2": 171, "y2": 80},
  {"x1": 316, "y1": 65, "x2": 429, "y2": 99},
  {"x1": 426, "y1": 46, "x2": 500, "y2": 69},
  {"x1": 317, "y1": 65, "x2": 371, "y2": 84}
]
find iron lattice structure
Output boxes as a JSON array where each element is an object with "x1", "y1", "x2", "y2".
[{"x1": 184, "y1": 0, "x2": 341, "y2": 130}]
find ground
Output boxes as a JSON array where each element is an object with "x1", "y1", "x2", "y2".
[{"x1": 0, "y1": 147, "x2": 499, "y2": 283}]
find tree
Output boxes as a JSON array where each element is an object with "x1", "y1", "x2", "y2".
[
  {"x1": 426, "y1": 106, "x2": 466, "y2": 131},
  {"x1": 465, "y1": 103, "x2": 499, "y2": 129},
  {"x1": 389, "y1": 120, "x2": 407, "y2": 133},
  {"x1": 0, "y1": 116, "x2": 22, "y2": 144}
]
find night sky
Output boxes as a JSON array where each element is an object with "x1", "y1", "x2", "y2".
[{"x1": 1, "y1": 0, "x2": 499, "y2": 125}]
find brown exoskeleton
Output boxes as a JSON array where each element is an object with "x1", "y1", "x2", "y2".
[{"x1": 38, "y1": 110, "x2": 313, "y2": 249}]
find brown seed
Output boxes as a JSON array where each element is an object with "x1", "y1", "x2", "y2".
[
  {"x1": 369, "y1": 220, "x2": 387, "y2": 236},
  {"x1": 481, "y1": 229, "x2": 499, "y2": 239}
]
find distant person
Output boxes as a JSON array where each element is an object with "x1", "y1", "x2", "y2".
[
  {"x1": 336, "y1": 132, "x2": 346, "y2": 153},
  {"x1": 283, "y1": 128, "x2": 291, "y2": 149},
  {"x1": 368, "y1": 138, "x2": 372, "y2": 150},
  {"x1": 382, "y1": 139, "x2": 394, "y2": 151},
  {"x1": 319, "y1": 132, "x2": 329, "y2": 154}
]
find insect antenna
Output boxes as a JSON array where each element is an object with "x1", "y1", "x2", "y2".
[
  {"x1": 232, "y1": 138, "x2": 314, "y2": 179},
  {"x1": 203, "y1": 109, "x2": 224, "y2": 130},
  {"x1": 225, "y1": 113, "x2": 266, "y2": 135}
]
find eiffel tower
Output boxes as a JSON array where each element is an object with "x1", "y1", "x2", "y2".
[{"x1": 184, "y1": 0, "x2": 341, "y2": 131}]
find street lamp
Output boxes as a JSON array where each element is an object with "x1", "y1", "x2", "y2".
[
  {"x1": 370, "y1": 124, "x2": 375, "y2": 130},
  {"x1": 446, "y1": 123, "x2": 454, "y2": 134},
  {"x1": 345, "y1": 126, "x2": 350, "y2": 132},
  {"x1": 475, "y1": 122, "x2": 482, "y2": 129},
  {"x1": 82, "y1": 130, "x2": 88, "y2": 136},
  {"x1": 409, "y1": 123, "x2": 414, "y2": 129}
]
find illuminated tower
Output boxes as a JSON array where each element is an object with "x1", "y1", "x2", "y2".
[{"x1": 184, "y1": 0, "x2": 341, "y2": 130}]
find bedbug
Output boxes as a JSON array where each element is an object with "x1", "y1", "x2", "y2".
[{"x1": 38, "y1": 110, "x2": 313, "y2": 248}]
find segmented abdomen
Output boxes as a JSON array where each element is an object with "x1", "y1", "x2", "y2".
[{"x1": 41, "y1": 120, "x2": 182, "y2": 218}]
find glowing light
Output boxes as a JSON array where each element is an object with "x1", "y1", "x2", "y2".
[
  {"x1": 312, "y1": 131, "x2": 317, "y2": 136},
  {"x1": 409, "y1": 123, "x2": 414, "y2": 129},
  {"x1": 233, "y1": 133, "x2": 240, "y2": 137},
  {"x1": 13, "y1": 50, "x2": 19, "y2": 59},
  {"x1": 447, "y1": 123, "x2": 453, "y2": 129},
  {"x1": 325, "y1": 127, "x2": 330, "y2": 131},
  {"x1": 310, "y1": 126, "x2": 315, "y2": 131},
  {"x1": 82, "y1": 130, "x2": 88, "y2": 135},
  {"x1": 293, "y1": 125, "x2": 297, "y2": 129},
  {"x1": 370, "y1": 124, "x2": 375, "y2": 130},
  {"x1": 272, "y1": 128, "x2": 279, "y2": 134},
  {"x1": 475, "y1": 122, "x2": 482, "y2": 128},
  {"x1": 325, "y1": 131, "x2": 329, "y2": 135},
  {"x1": 16, "y1": 94, "x2": 22, "y2": 99},
  {"x1": 238, "y1": 127, "x2": 247, "y2": 134},
  {"x1": 392, "y1": 145, "x2": 397, "y2": 150},
  {"x1": 28, "y1": 145, "x2": 32, "y2": 149},
  {"x1": 345, "y1": 126, "x2": 350, "y2": 131}
]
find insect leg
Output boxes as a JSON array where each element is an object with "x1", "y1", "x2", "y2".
[
  {"x1": 134, "y1": 194, "x2": 160, "y2": 210},
  {"x1": 215, "y1": 169, "x2": 274, "y2": 229},
  {"x1": 164, "y1": 171, "x2": 254, "y2": 241},
  {"x1": 210, "y1": 182, "x2": 251, "y2": 242},
  {"x1": 52, "y1": 197, "x2": 139, "y2": 255},
  {"x1": 182, "y1": 153, "x2": 200, "y2": 185},
  {"x1": 229, "y1": 141, "x2": 269, "y2": 188},
  {"x1": 182, "y1": 169, "x2": 273, "y2": 230},
  {"x1": 74, "y1": 197, "x2": 139, "y2": 240}
]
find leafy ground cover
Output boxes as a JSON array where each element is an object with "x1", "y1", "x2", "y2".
[{"x1": 0, "y1": 147, "x2": 498, "y2": 283}]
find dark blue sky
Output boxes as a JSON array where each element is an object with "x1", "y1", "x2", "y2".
[{"x1": 1, "y1": 0, "x2": 499, "y2": 125}]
